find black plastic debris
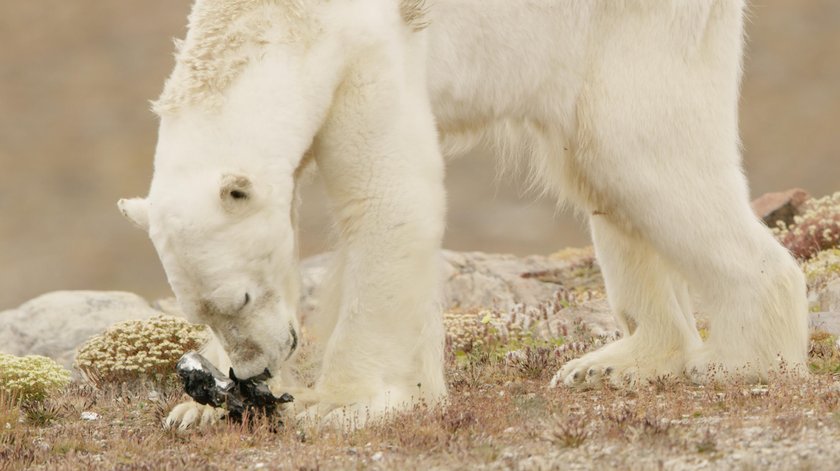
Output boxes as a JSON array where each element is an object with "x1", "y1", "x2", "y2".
[{"x1": 176, "y1": 351, "x2": 294, "y2": 424}]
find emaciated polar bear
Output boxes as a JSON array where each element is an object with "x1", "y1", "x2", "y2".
[{"x1": 118, "y1": 0, "x2": 809, "y2": 428}]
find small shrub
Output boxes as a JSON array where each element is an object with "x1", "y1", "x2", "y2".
[
  {"x1": 544, "y1": 414, "x2": 589, "y2": 448},
  {"x1": 808, "y1": 330, "x2": 840, "y2": 374},
  {"x1": 22, "y1": 400, "x2": 63, "y2": 426},
  {"x1": 0, "y1": 354, "x2": 71, "y2": 403},
  {"x1": 696, "y1": 430, "x2": 717, "y2": 454},
  {"x1": 504, "y1": 345, "x2": 565, "y2": 380},
  {"x1": 774, "y1": 192, "x2": 840, "y2": 260},
  {"x1": 74, "y1": 315, "x2": 208, "y2": 388}
]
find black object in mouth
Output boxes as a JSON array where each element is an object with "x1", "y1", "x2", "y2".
[{"x1": 176, "y1": 351, "x2": 294, "y2": 424}]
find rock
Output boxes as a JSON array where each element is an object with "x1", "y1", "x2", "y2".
[
  {"x1": 0, "y1": 291, "x2": 161, "y2": 368},
  {"x1": 442, "y1": 251, "x2": 594, "y2": 310},
  {"x1": 1, "y1": 251, "x2": 609, "y2": 368},
  {"x1": 299, "y1": 250, "x2": 616, "y2": 339},
  {"x1": 810, "y1": 312, "x2": 840, "y2": 336},
  {"x1": 751, "y1": 188, "x2": 810, "y2": 227},
  {"x1": 151, "y1": 297, "x2": 183, "y2": 316},
  {"x1": 298, "y1": 250, "x2": 602, "y2": 317},
  {"x1": 818, "y1": 280, "x2": 840, "y2": 312}
]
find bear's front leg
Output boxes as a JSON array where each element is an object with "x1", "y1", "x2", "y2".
[
  {"x1": 306, "y1": 165, "x2": 448, "y2": 427},
  {"x1": 301, "y1": 34, "x2": 448, "y2": 427}
]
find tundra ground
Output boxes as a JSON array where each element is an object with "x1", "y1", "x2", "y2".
[{"x1": 3, "y1": 331, "x2": 840, "y2": 471}]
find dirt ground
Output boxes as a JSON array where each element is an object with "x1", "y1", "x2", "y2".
[{"x1": 1, "y1": 0, "x2": 839, "y2": 308}]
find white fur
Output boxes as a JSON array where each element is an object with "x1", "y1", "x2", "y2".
[{"x1": 121, "y1": 0, "x2": 808, "y2": 429}]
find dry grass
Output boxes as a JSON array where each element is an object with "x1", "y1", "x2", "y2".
[
  {"x1": 3, "y1": 333, "x2": 840, "y2": 470},
  {"x1": 3, "y1": 252, "x2": 839, "y2": 469}
]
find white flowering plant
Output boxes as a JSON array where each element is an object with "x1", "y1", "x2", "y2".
[
  {"x1": 74, "y1": 315, "x2": 208, "y2": 388},
  {"x1": 774, "y1": 191, "x2": 840, "y2": 260},
  {"x1": 0, "y1": 354, "x2": 71, "y2": 403}
]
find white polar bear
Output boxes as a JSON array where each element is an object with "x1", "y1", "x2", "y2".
[{"x1": 118, "y1": 0, "x2": 808, "y2": 429}]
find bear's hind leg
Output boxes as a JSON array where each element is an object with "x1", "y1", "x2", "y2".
[
  {"x1": 573, "y1": 124, "x2": 808, "y2": 381},
  {"x1": 553, "y1": 216, "x2": 702, "y2": 388}
]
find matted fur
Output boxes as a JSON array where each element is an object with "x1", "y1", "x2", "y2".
[
  {"x1": 401, "y1": 0, "x2": 429, "y2": 31},
  {"x1": 153, "y1": 0, "x2": 312, "y2": 115},
  {"x1": 153, "y1": 0, "x2": 427, "y2": 115}
]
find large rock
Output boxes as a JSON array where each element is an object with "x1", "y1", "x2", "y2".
[
  {"x1": 810, "y1": 311, "x2": 840, "y2": 336},
  {"x1": 297, "y1": 249, "x2": 601, "y2": 316},
  {"x1": 297, "y1": 249, "x2": 616, "y2": 340},
  {"x1": 441, "y1": 250, "x2": 600, "y2": 310},
  {"x1": 1, "y1": 251, "x2": 610, "y2": 368},
  {"x1": 0, "y1": 291, "x2": 161, "y2": 368},
  {"x1": 751, "y1": 188, "x2": 810, "y2": 227}
]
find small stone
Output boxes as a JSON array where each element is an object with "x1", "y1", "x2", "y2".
[
  {"x1": 750, "y1": 386, "x2": 769, "y2": 396},
  {"x1": 33, "y1": 438, "x2": 50, "y2": 451},
  {"x1": 81, "y1": 411, "x2": 100, "y2": 421},
  {"x1": 371, "y1": 451, "x2": 384, "y2": 462}
]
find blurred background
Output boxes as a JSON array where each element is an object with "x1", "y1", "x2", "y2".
[{"x1": 1, "y1": 1, "x2": 838, "y2": 309}]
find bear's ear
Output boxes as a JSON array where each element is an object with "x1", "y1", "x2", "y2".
[{"x1": 117, "y1": 197, "x2": 150, "y2": 231}]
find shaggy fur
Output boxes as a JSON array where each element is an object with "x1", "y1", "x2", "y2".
[
  {"x1": 153, "y1": 0, "x2": 313, "y2": 115},
  {"x1": 121, "y1": 0, "x2": 809, "y2": 430},
  {"x1": 153, "y1": 0, "x2": 427, "y2": 114},
  {"x1": 400, "y1": 0, "x2": 429, "y2": 31}
]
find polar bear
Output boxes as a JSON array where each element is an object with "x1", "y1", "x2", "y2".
[{"x1": 118, "y1": 0, "x2": 808, "y2": 428}]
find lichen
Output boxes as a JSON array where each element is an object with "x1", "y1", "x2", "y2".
[
  {"x1": 74, "y1": 315, "x2": 208, "y2": 388},
  {"x1": 0, "y1": 354, "x2": 71, "y2": 403}
]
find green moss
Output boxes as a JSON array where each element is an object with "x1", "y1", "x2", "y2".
[{"x1": 0, "y1": 354, "x2": 71, "y2": 403}]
